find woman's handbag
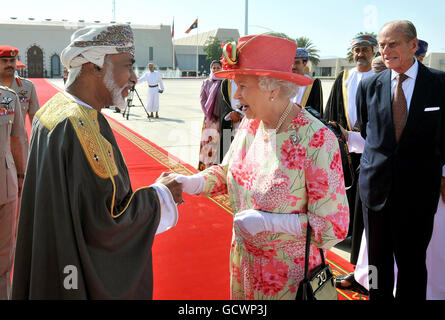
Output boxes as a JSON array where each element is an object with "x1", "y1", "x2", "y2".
[{"x1": 295, "y1": 224, "x2": 338, "y2": 300}]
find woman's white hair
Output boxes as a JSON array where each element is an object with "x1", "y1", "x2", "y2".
[{"x1": 257, "y1": 76, "x2": 299, "y2": 99}]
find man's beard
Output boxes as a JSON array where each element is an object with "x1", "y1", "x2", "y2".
[
  {"x1": 103, "y1": 66, "x2": 128, "y2": 109},
  {"x1": 356, "y1": 57, "x2": 370, "y2": 67}
]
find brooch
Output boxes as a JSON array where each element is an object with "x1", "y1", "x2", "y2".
[{"x1": 290, "y1": 134, "x2": 300, "y2": 145}]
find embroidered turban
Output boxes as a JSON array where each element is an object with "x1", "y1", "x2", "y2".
[
  {"x1": 294, "y1": 48, "x2": 309, "y2": 62},
  {"x1": 61, "y1": 24, "x2": 135, "y2": 87},
  {"x1": 351, "y1": 34, "x2": 377, "y2": 49},
  {"x1": 416, "y1": 39, "x2": 428, "y2": 56}
]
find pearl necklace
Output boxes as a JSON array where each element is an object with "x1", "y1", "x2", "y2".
[{"x1": 261, "y1": 101, "x2": 294, "y2": 142}]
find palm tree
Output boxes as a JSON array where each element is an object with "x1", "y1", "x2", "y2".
[
  {"x1": 203, "y1": 36, "x2": 222, "y2": 63},
  {"x1": 346, "y1": 31, "x2": 378, "y2": 63},
  {"x1": 267, "y1": 32, "x2": 295, "y2": 42},
  {"x1": 254, "y1": 33, "x2": 320, "y2": 66},
  {"x1": 295, "y1": 36, "x2": 320, "y2": 65}
]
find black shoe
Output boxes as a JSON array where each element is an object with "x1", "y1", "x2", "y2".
[
  {"x1": 335, "y1": 273, "x2": 369, "y2": 295},
  {"x1": 155, "y1": 113, "x2": 159, "y2": 118},
  {"x1": 114, "y1": 107, "x2": 121, "y2": 113}
]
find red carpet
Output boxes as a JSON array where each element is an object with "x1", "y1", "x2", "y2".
[{"x1": 30, "y1": 78, "x2": 367, "y2": 300}]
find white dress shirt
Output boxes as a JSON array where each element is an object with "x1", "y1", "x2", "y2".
[{"x1": 390, "y1": 58, "x2": 418, "y2": 111}]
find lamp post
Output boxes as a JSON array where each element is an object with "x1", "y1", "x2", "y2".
[
  {"x1": 112, "y1": 0, "x2": 116, "y2": 21},
  {"x1": 245, "y1": 0, "x2": 248, "y2": 36}
]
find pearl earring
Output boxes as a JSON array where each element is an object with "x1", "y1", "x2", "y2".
[{"x1": 270, "y1": 97, "x2": 275, "y2": 101}]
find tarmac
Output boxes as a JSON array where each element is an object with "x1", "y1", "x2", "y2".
[{"x1": 49, "y1": 77, "x2": 350, "y2": 261}]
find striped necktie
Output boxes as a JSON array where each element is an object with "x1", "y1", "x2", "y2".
[{"x1": 392, "y1": 73, "x2": 409, "y2": 142}]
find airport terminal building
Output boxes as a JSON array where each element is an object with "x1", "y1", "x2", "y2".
[
  {"x1": 0, "y1": 19, "x2": 174, "y2": 78},
  {"x1": 0, "y1": 19, "x2": 240, "y2": 78}
]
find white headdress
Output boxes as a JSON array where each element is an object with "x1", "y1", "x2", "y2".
[{"x1": 61, "y1": 24, "x2": 135, "y2": 88}]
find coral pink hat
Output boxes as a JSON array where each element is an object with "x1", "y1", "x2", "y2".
[{"x1": 215, "y1": 34, "x2": 313, "y2": 87}]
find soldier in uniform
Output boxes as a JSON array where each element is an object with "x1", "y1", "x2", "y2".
[
  {"x1": 0, "y1": 46, "x2": 40, "y2": 128},
  {"x1": 0, "y1": 85, "x2": 28, "y2": 299}
]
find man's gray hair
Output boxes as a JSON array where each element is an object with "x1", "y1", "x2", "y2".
[
  {"x1": 257, "y1": 76, "x2": 299, "y2": 99},
  {"x1": 381, "y1": 20, "x2": 417, "y2": 42}
]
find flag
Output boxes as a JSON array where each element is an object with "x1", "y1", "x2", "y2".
[
  {"x1": 185, "y1": 19, "x2": 198, "y2": 34},
  {"x1": 172, "y1": 18, "x2": 175, "y2": 38}
]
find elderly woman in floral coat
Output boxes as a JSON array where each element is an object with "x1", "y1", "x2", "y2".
[{"x1": 173, "y1": 35, "x2": 349, "y2": 300}]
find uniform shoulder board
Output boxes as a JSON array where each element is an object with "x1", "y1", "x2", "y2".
[
  {"x1": 0, "y1": 85, "x2": 17, "y2": 94},
  {"x1": 15, "y1": 76, "x2": 24, "y2": 87},
  {"x1": 17, "y1": 76, "x2": 35, "y2": 88}
]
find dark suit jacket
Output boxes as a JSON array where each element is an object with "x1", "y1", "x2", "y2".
[{"x1": 356, "y1": 62, "x2": 445, "y2": 214}]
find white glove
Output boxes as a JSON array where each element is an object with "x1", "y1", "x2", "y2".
[
  {"x1": 234, "y1": 209, "x2": 302, "y2": 236},
  {"x1": 173, "y1": 174, "x2": 205, "y2": 195}
]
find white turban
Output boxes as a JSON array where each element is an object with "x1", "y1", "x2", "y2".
[{"x1": 61, "y1": 24, "x2": 135, "y2": 88}]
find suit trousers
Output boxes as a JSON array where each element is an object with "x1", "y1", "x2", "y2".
[
  {"x1": 0, "y1": 200, "x2": 18, "y2": 300},
  {"x1": 363, "y1": 193, "x2": 435, "y2": 300}
]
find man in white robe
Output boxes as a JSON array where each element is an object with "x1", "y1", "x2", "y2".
[{"x1": 137, "y1": 63, "x2": 164, "y2": 118}]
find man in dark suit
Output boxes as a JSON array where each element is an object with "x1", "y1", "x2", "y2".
[{"x1": 357, "y1": 20, "x2": 445, "y2": 300}]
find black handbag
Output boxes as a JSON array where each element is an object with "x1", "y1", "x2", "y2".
[{"x1": 295, "y1": 224, "x2": 338, "y2": 300}]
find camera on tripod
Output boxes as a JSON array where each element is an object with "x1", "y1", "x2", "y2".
[{"x1": 122, "y1": 83, "x2": 148, "y2": 120}]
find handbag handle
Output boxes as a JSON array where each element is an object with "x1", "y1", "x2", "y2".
[{"x1": 302, "y1": 223, "x2": 326, "y2": 281}]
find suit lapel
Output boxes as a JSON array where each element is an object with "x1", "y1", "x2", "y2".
[{"x1": 377, "y1": 69, "x2": 394, "y2": 136}]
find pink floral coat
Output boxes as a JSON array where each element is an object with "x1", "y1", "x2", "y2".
[{"x1": 199, "y1": 109, "x2": 349, "y2": 300}]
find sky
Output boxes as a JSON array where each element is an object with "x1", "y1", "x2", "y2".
[{"x1": 2, "y1": 0, "x2": 445, "y2": 58}]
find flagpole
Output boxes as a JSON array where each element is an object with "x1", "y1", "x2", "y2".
[
  {"x1": 196, "y1": 17, "x2": 199, "y2": 77},
  {"x1": 172, "y1": 17, "x2": 175, "y2": 70}
]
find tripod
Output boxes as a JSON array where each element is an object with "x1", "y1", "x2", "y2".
[{"x1": 122, "y1": 86, "x2": 149, "y2": 120}]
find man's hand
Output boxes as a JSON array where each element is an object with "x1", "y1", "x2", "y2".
[
  {"x1": 158, "y1": 89, "x2": 164, "y2": 94},
  {"x1": 441, "y1": 176, "x2": 445, "y2": 203},
  {"x1": 17, "y1": 174, "x2": 24, "y2": 197},
  {"x1": 229, "y1": 111, "x2": 242, "y2": 123},
  {"x1": 329, "y1": 121, "x2": 349, "y2": 142},
  {"x1": 156, "y1": 172, "x2": 183, "y2": 204}
]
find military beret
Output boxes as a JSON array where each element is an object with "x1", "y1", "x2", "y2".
[{"x1": 0, "y1": 45, "x2": 19, "y2": 58}]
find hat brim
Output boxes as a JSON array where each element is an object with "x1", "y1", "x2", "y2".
[{"x1": 214, "y1": 69, "x2": 313, "y2": 87}]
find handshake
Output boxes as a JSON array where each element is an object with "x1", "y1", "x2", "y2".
[
  {"x1": 155, "y1": 172, "x2": 204, "y2": 204},
  {"x1": 155, "y1": 172, "x2": 302, "y2": 237}
]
